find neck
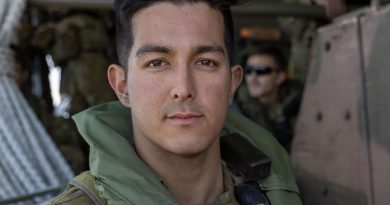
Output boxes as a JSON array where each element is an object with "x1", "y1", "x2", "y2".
[
  {"x1": 258, "y1": 89, "x2": 279, "y2": 105},
  {"x1": 135, "y1": 139, "x2": 224, "y2": 205}
]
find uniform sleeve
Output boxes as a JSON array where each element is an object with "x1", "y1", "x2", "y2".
[{"x1": 43, "y1": 185, "x2": 96, "y2": 205}]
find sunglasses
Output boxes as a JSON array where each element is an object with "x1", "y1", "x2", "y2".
[{"x1": 245, "y1": 65, "x2": 279, "y2": 76}]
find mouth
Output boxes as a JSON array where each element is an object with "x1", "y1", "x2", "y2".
[{"x1": 166, "y1": 112, "x2": 203, "y2": 126}]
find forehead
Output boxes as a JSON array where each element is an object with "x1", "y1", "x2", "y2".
[
  {"x1": 247, "y1": 54, "x2": 277, "y2": 66},
  {"x1": 131, "y1": 2, "x2": 225, "y2": 50}
]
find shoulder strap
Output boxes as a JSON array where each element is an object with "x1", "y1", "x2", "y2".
[
  {"x1": 234, "y1": 182, "x2": 270, "y2": 205},
  {"x1": 69, "y1": 171, "x2": 106, "y2": 205},
  {"x1": 221, "y1": 133, "x2": 271, "y2": 183}
]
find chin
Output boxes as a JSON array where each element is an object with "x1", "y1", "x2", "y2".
[
  {"x1": 249, "y1": 91, "x2": 263, "y2": 99},
  {"x1": 163, "y1": 135, "x2": 218, "y2": 157},
  {"x1": 248, "y1": 88, "x2": 261, "y2": 96},
  {"x1": 172, "y1": 148, "x2": 205, "y2": 158}
]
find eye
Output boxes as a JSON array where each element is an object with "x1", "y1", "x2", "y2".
[
  {"x1": 146, "y1": 60, "x2": 169, "y2": 68},
  {"x1": 196, "y1": 59, "x2": 218, "y2": 67}
]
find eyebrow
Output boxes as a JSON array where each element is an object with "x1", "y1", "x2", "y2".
[
  {"x1": 136, "y1": 44, "x2": 171, "y2": 57},
  {"x1": 194, "y1": 45, "x2": 226, "y2": 57},
  {"x1": 135, "y1": 44, "x2": 226, "y2": 57}
]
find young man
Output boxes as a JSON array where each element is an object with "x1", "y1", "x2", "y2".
[
  {"x1": 236, "y1": 45, "x2": 303, "y2": 152},
  {"x1": 46, "y1": 1, "x2": 302, "y2": 204}
]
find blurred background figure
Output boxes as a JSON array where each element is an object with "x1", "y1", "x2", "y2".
[
  {"x1": 33, "y1": 13, "x2": 116, "y2": 116},
  {"x1": 31, "y1": 12, "x2": 117, "y2": 173},
  {"x1": 279, "y1": 0, "x2": 348, "y2": 82},
  {"x1": 234, "y1": 45, "x2": 303, "y2": 153}
]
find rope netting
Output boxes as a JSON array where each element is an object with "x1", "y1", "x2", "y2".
[{"x1": 0, "y1": 0, "x2": 73, "y2": 204}]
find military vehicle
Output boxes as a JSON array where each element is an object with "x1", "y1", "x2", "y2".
[{"x1": 292, "y1": 1, "x2": 390, "y2": 205}]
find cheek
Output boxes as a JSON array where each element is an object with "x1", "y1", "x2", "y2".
[
  {"x1": 258, "y1": 76, "x2": 272, "y2": 85},
  {"x1": 128, "y1": 76, "x2": 166, "y2": 110},
  {"x1": 245, "y1": 75, "x2": 251, "y2": 82},
  {"x1": 247, "y1": 75, "x2": 263, "y2": 86},
  {"x1": 245, "y1": 74, "x2": 255, "y2": 82},
  {"x1": 263, "y1": 76, "x2": 278, "y2": 87},
  {"x1": 200, "y1": 75, "x2": 231, "y2": 111}
]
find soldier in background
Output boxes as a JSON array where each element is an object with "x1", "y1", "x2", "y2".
[
  {"x1": 32, "y1": 13, "x2": 117, "y2": 173},
  {"x1": 235, "y1": 45, "x2": 303, "y2": 152},
  {"x1": 49, "y1": 13, "x2": 117, "y2": 114},
  {"x1": 33, "y1": 12, "x2": 116, "y2": 114}
]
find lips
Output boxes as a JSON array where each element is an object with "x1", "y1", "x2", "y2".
[{"x1": 166, "y1": 112, "x2": 203, "y2": 126}]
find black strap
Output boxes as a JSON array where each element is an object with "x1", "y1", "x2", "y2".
[
  {"x1": 221, "y1": 133, "x2": 271, "y2": 183},
  {"x1": 234, "y1": 182, "x2": 270, "y2": 205}
]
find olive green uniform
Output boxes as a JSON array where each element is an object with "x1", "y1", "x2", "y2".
[
  {"x1": 236, "y1": 80, "x2": 303, "y2": 152},
  {"x1": 45, "y1": 101, "x2": 302, "y2": 205}
]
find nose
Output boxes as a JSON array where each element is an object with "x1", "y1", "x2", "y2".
[{"x1": 170, "y1": 67, "x2": 195, "y2": 101}]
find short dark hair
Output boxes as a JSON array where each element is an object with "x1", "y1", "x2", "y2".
[
  {"x1": 114, "y1": 0, "x2": 239, "y2": 69},
  {"x1": 245, "y1": 44, "x2": 287, "y2": 70}
]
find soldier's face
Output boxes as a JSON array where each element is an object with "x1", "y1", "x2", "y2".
[
  {"x1": 110, "y1": 2, "x2": 242, "y2": 156},
  {"x1": 245, "y1": 54, "x2": 284, "y2": 101}
]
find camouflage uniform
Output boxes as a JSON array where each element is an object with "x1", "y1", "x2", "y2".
[
  {"x1": 51, "y1": 14, "x2": 116, "y2": 114},
  {"x1": 235, "y1": 80, "x2": 303, "y2": 152},
  {"x1": 32, "y1": 14, "x2": 116, "y2": 173}
]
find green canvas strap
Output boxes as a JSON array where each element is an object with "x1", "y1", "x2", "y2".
[{"x1": 69, "y1": 171, "x2": 106, "y2": 205}]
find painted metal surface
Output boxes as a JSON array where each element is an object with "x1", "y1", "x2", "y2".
[
  {"x1": 362, "y1": 5, "x2": 390, "y2": 204},
  {"x1": 292, "y1": 4, "x2": 390, "y2": 205}
]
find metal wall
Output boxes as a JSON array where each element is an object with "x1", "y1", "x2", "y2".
[{"x1": 292, "y1": 4, "x2": 390, "y2": 205}]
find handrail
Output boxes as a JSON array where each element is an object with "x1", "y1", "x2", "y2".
[{"x1": 0, "y1": 185, "x2": 63, "y2": 204}]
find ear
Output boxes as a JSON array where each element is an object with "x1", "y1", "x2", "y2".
[
  {"x1": 228, "y1": 65, "x2": 243, "y2": 103},
  {"x1": 107, "y1": 64, "x2": 130, "y2": 107}
]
